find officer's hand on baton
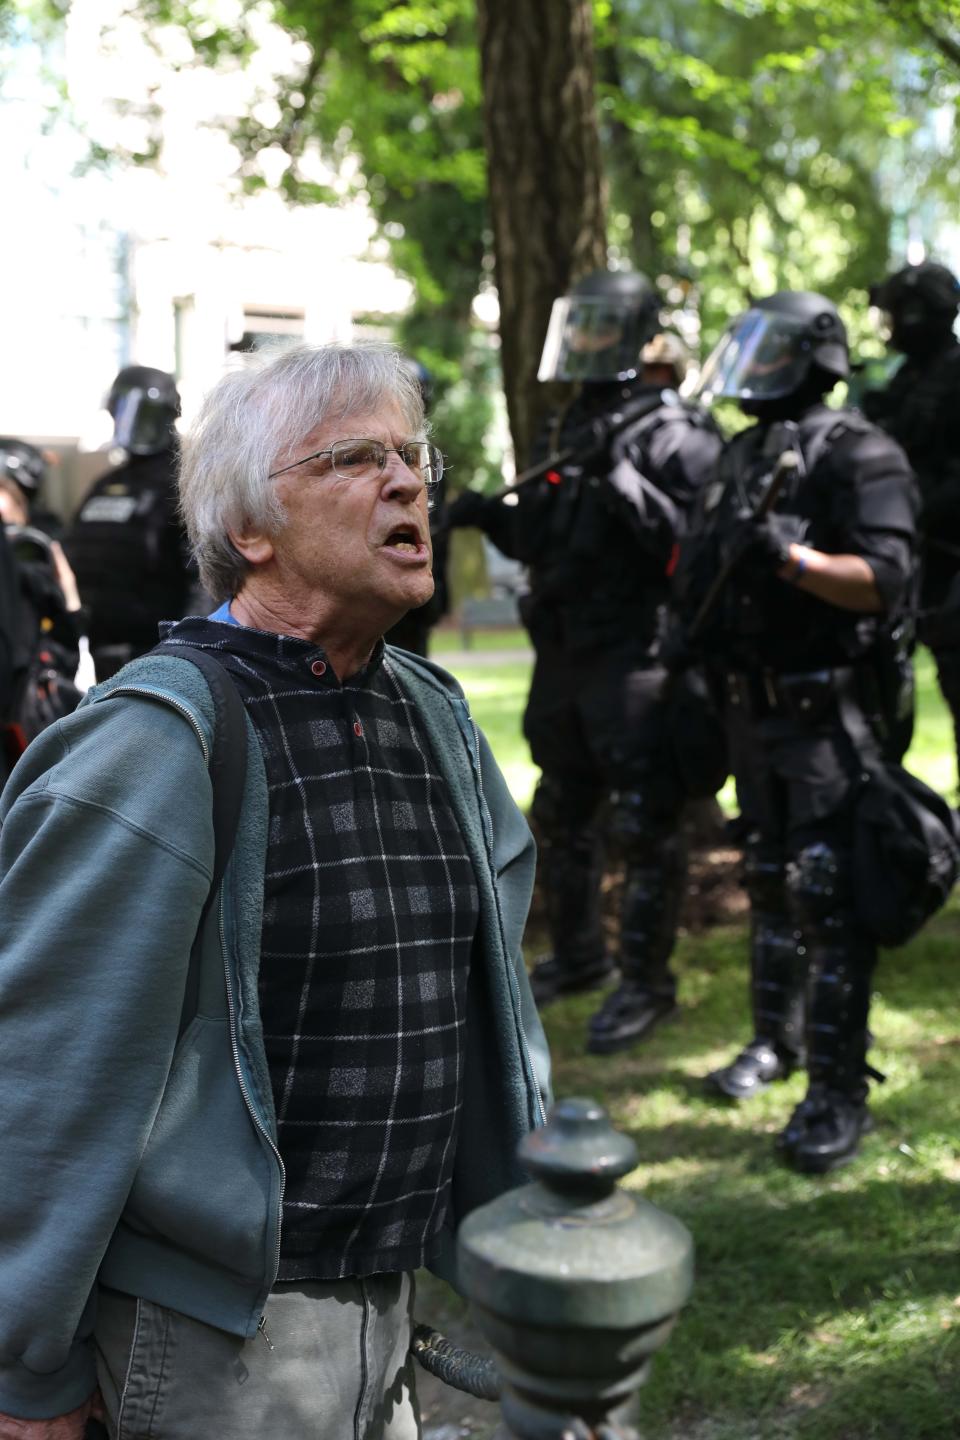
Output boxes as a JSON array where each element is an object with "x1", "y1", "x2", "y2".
[
  {"x1": 728, "y1": 509, "x2": 810, "y2": 579},
  {"x1": 686, "y1": 450, "x2": 802, "y2": 641}
]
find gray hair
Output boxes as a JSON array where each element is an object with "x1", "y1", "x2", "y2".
[{"x1": 178, "y1": 343, "x2": 425, "y2": 602}]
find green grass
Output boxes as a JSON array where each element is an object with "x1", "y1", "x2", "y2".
[
  {"x1": 542, "y1": 911, "x2": 960, "y2": 1439},
  {"x1": 430, "y1": 624, "x2": 530, "y2": 654},
  {"x1": 428, "y1": 641, "x2": 960, "y2": 1439}
]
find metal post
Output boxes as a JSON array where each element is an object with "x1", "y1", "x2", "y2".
[{"x1": 457, "y1": 1097, "x2": 694, "y2": 1439}]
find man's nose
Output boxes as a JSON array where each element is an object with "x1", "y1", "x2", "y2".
[{"x1": 381, "y1": 452, "x2": 426, "y2": 500}]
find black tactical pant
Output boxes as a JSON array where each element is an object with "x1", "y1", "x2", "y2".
[
  {"x1": 524, "y1": 634, "x2": 686, "y2": 995},
  {"x1": 725, "y1": 669, "x2": 878, "y2": 1094}
]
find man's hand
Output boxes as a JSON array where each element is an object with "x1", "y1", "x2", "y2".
[{"x1": 0, "y1": 1392, "x2": 103, "y2": 1440}]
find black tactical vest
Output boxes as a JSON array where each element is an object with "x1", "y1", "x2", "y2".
[
  {"x1": 63, "y1": 450, "x2": 191, "y2": 649},
  {"x1": 682, "y1": 406, "x2": 914, "y2": 674},
  {"x1": 517, "y1": 383, "x2": 719, "y2": 653}
]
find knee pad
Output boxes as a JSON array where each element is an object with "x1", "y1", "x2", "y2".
[
  {"x1": 743, "y1": 834, "x2": 787, "y2": 914},
  {"x1": 531, "y1": 773, "x2": 598, "y2": 844},
  {"x1": 786, "y1": 841, "x2": 853, "y2": 929},
  {"x1": 608, "y1": 782, "x2": 683, "y2": 861}
]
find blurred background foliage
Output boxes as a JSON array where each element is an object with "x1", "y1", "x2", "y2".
[{"x1": 8, "y1": 0, "x2": 960, "y2": 496}]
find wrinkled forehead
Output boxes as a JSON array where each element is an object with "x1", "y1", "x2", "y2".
[{"x1": 272, "y1": 388, "x2": 422, "y2": 473}]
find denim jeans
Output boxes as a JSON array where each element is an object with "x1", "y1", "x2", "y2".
[{"x1": 94, "y1": 1274, "x2": 421, "y2": 1439}]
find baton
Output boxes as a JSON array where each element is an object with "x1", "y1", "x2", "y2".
[{"x1": 687, "y1": 450, "x2": 801, "y2": 641}]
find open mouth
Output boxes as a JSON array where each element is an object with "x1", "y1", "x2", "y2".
[{"x1": 382, "y1": 524, "x2": 424, "y2": 554}]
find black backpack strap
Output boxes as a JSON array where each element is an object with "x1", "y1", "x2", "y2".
[{"x1": 150, "y1": 642, "x2": 247, "y2": 1034}]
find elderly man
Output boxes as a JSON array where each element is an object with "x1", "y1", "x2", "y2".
[{"x1": 0, "y1": 345, "x2": 549, "y2": 1439}]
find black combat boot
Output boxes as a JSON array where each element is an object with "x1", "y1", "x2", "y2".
[
  {"x1": 529, "y1": 825, "x2": 614, "y2": 1006},
  {"x1": 586, "y1": 837, "x2": 683, "y2": 1054},
  {"x1": 586, "y1": 981, "x2": 678, "y2": 1054},
  {"x1": 776, "y1": 1081, "x2": 873, "y2": 1173},
  {"x1": 705, "y1": 912, "x2": 806, "y2": 1099},
  {"x1": 777, "y1": 939, "x2": 879, "y2": 1173},
  {"x1": 529, "y1": 952, "x2": 615, "y2": 1006}
]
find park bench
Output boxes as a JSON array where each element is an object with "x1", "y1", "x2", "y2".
[{"x1": 459, "y1": 593, "x2": 521, "y2": 649}]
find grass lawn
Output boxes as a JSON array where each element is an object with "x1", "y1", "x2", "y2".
[{"x1": 421, "y1": 641, "x2": 960, "y2": 1440}]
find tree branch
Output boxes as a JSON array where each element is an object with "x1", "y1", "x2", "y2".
[{"x1": 875, "y1": 0, "x2": 960, "y2": 70}]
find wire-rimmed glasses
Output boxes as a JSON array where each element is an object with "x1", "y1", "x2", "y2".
[{"x1": 268, "y1": 438, "x2": 444, "y2": 509}]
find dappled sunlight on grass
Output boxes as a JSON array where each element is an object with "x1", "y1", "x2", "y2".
[
  {"x1": 446, "y1": 637, "x2": 960, "y2": 1436},
  {"x1": 531, "y1": 900, "x2": 960, "y2": 1437}
]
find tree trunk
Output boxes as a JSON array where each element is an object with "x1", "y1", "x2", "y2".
[{"x1": 476, "y1": 0, "x2": 607, "y2": 468}]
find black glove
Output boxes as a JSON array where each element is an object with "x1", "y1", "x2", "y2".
[
  {"x1": 445, "y1": 489, "x2": 489, "y2": 530},
  {"x1": 728, "y1": 509, "x2": 809, "y2": 578}
]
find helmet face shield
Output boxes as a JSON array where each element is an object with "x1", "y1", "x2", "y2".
[
  {"x1": 537, "y1": 295, "x2": 658, "y2": 383},
  {"x1": 110, "y1": 387, "x2": 176, "y2": 455},
  {"x1": 693, "y1": 309, "x2": 815, "y2": 403}
]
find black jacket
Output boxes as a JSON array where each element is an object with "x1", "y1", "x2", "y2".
[
  {"x1": 677, "y1": 405, "x2": 917, "y2": 674},
  {"x1": 865, "y1": 340, "x2": 960, "y2": 608},
  {"x1": 468, "y1": 382, "x2": 720, "y2": 654}
]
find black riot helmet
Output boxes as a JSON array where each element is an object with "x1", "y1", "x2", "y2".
[
  {"x1": 693, "y1": 291, "x2": 849, "y2": 414},
  {"x1": 537, "y1": 269, "x2": 662, "y2": 384},
  {"x1": 106, "y1": 365, "x2": 181, "y2": 456},
  {"x1": 401, "y1": 357, "x2": 434, "y2": 412},
  {"x1": 0, "y1": 439, "x2": 47, "y2": 501},
  {"x1": 870, "y1": 261, "x2": 960, "y2": 359}
]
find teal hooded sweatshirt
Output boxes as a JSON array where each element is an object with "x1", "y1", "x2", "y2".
[{"x1": 0, "y1": 646, "x2": 550, "y2": 1420}]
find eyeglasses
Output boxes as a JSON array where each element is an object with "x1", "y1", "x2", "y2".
[{"x1": 268, "y1": 438, "x2": 444, "y2": 507}]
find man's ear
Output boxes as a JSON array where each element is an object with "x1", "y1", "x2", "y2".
[{"x1": 228, "y1": 522, "x2": 275, "y2": 567}]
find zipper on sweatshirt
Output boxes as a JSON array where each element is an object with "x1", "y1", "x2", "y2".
[
  {"x1": 109, "y1": 686, "x2": 211, "y2": 765},
  {"x1": 466, "y1": 715, "x2": 547, "y2": 1129},
  {"x1": 218, "y1": 888, "x2": 286, "y2": 1320}
]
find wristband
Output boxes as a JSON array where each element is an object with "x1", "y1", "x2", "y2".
[{"x1": 790, "y1": 551, "x2": 807, "y2": 583}]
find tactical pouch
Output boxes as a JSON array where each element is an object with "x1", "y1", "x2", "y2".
[
  {"x1": 851, "y1": 762, "x2": 959, "y2": 946},
  {"x1": 826, "y1": 671, "x2": 959, "y2": 944},
  {"x1": 775, "y1": 670, "x2": 838, "y2": 726}
]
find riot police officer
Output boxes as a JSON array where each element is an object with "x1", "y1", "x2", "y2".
[
  {"x1": 447, "y1": 270, "x2": 722, "y2": 1052},
  {"x1": 63, "y1": 365, "x2": 191, "y2": 679},
  {"x1": 864, "y1": 261, "x2": 960, "y2": 786},
  {"x1": 680, "y1": 291, "x2": 917, "y2": 1171}
]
